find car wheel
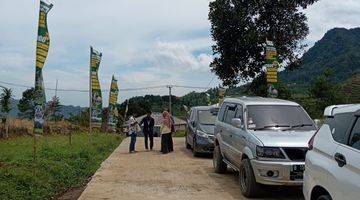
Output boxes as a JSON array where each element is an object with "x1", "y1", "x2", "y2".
[
  {"x1": 193, "y1": 138, "x2": 199, "y2": 157},
  {"x1": 185, "y1": 134, "x2": 191, "y2": 149},
  {"x1": 213, "y1": 145, "x2": 227, "y2": 173},
  {"x1": 317, "y1": 195, "x2": 332, "y2": 200},
  {"x1": 239, "y1": 159, "x2": 261, "y2": 198}
]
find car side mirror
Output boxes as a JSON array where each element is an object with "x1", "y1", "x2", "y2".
[
  {"x1": 314, "y1": 119, "x2": 322, "y2": 129},
  {"x1": 231, "y1": 118, "x2": 243, "y2": 129}
]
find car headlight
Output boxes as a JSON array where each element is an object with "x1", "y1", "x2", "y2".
[
  {"x1": 256, "y1": 146, "x2": 285, "y2": 159},
  {"x1": 196, "y1": 130, "x2": 209, "y2": 139}
]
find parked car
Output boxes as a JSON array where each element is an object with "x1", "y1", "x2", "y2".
[
  {"x1": 185, "y1": 105, "x2": 218, "y2": 156},
  {"x1": 303, "y1": 104, "x2": 360, "y2": 200},
  {"x1": 213, "y1": 97, "x2": 317, "y2": 197}
]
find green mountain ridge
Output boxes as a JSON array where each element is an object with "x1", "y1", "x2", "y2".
[{"x1": 280, "y1": 27, "x2": 360, "y2": 85}]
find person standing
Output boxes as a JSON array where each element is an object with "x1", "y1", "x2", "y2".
[
  {"x1": 129, "y1": 113, "x2": 139, "y2": 153},
  {"x1": 160, "y1": 111, "x2": 172, "y2": 154},
  {"x1": 169, "y1": 114, "x2": 175, "y2": 152},
  {"x1": 140, "y1": 111, "x2": 155, "y2": 150}
]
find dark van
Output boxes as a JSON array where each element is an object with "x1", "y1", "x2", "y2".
[{"x1": 185, "y1": 105, "x2": 218, "y2": 156}]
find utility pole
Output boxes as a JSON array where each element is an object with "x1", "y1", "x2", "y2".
[
  {"x1": 55, "y1": 79, "x2": 58, "y2": 98},
  {"x1": 167, "y1": 85, "x2": 173, "y2": 115}
]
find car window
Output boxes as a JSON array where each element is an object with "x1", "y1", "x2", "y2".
[
  {"x1": 247, "y1": 105, "x2": 315, "y2": 131},
  {"x1": 326, "y1": 113, "x2": 353, "y2": 144},
  {"x1": 349, "y1": 118, "x2": 360, "y2": 151},
  {"x1": 218, "y1": 103, "x2": 226, "y2": 122},
  {"x1": 189, "y1": 110, "x2": 195, "y2": 122},
  {"x1": 224, "y1": 105, "x2": 237, "y2": 124},
  {"x1": 198, "y1": 110, "x2": 216, "y2": 125},
  {"x1": 235, "y1": 104, "x2": 244, "y2": 123}
]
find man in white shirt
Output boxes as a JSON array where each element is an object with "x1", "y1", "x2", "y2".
[{"x1": 129, "y1": 113, "x2": 139, "y2": 153}]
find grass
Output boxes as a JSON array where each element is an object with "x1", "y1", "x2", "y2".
[
  {"x1": 174, "y1": 130, "x2": 186, "y2": 137},
  {"x1": 0, "y1": 133, "x2": 124, "y2": 200}
]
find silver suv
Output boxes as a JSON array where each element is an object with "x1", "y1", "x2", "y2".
[{"x1": 213, "y1": 97, "x2": 317, "y2": 197}]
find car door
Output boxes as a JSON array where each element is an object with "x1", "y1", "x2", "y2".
[
  {"x1": 222, "y1": 104, "x2": 238, "y2": 162},
  {"x1": 229, "y1": 104, "x2": 246, "y2": 166},
  {"x1": 187, "y1": 109, "x2": 196, "y2": 146},
  {"x1": 331, "y1": 115, "x2": 360, "y2": 200}
]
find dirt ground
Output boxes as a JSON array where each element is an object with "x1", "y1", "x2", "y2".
[{"x1": 78, "y1": 137, "x2": 304, "y2": 200}]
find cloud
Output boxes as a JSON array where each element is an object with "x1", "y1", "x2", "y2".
[
  {"x1": 1, "y1": 0, "x2": 359, "y2": 106},
  {"x1": 145, "y1": 41, "x2": 213, "y2": 72}
]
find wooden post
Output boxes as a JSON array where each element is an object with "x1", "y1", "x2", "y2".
[{"x1": 32, "y1": 134, "x2": 37, "y2": 176}]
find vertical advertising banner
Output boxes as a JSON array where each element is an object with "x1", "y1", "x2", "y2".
[
  {"x1": 265, "y1": 41, "x2": 279, "y2": 97},
  {"x1": 90, "y1": 47, "x2": 103, "y2": 127},
  {"x1": 34, "y1": 0, "x2": 53, "y2": 134},
  {"x1": 108, "y1": 75, "x2": 119, "y2": 128}
]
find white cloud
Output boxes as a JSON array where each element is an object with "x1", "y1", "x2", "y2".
[{"x1": 1, "y1": 0, "x2": 360, "y2": 106}]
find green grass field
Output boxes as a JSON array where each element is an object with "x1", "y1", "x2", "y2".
[{"x1": 0, "y1": 133, "x2": 123, "y2": 200}]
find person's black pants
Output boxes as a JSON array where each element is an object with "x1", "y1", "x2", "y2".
[
  {"x1": 161, "y1": 133, "x2": 171, "y2": 154},
  {"x1": 169, "y1": 132, "x2": 174, "y2": 152},
  {"x1": 144, "y1": 131, "x2": 154, "y2": 150}
]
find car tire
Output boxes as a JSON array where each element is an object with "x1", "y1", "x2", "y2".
[
  {"x1": 185, "y1": 134, "x2": 191, "y2": 149},
  {"x1": 213, "y1": 145, "x2": 227, "y2": 173},
  {"x1": 193, "y1": 138, "x2": 199, "y2": 157},
  {"x1": 317, "y1": 195, "x2": 332, "y2": 200},
  {"x1": 239, "y1": 159, "x2": 261, "y2": 198}
]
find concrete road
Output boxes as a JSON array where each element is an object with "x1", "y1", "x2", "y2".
[{"x1": 79, "y1": 137, "x2": 304, "y2": 200}]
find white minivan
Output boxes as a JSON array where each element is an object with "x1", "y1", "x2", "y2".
[{"x1": 303, "y1": 104, "x2": 360, "y2": 200}]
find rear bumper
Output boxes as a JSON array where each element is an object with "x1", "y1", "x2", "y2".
[{"x1": 251, "y1": 159, "x2": 304, "y2": 186}]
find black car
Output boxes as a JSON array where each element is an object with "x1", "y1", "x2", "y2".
[{"x1": 185, "y1": 105, "x2": 218, "y2": 156}]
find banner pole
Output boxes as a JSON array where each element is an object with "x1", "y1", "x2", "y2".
[
  {"x1": 89, "y1": 47, "x2": 92, "y2": 143},
  {"x1": 32, "y1": 133, "x2": 37, "y2": 176}
]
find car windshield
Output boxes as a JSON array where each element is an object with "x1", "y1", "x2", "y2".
[
  {"x1": 198, "y1": 110, "x2": 216, "y2": 125},
  {"x1": 247, "y1": 105, "x2": 316, "y2": 131}
]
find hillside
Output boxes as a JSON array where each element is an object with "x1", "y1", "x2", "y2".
[
  {"x1": 4, "y1": 99, "x2": 84, "y2": 119},
  {"x1": 280, "y1": 27, "x2": 360, "y2": 85}
]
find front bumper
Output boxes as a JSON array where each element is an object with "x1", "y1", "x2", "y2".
[
  {"x1": 251, "y1": 159, "x2": 305, "y2": 186},
  {"x1": 194, "y1": 135, "x2": 215, "y2": 153}
]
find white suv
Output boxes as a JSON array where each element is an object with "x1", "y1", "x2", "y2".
[{"x1": 303, "y1": 104, "x2": 360, "y2": 200}]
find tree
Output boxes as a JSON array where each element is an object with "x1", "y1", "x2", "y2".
[
  {"x1": 209, "y1": 0, "x2": 319, "y2": 85},
  {"x1": 18, "y1": 88, "x2": 36, "y2": 119},
  {"x1": 0, "y1": 88, "x2": 13, "y2": 116},
  {"x1": 46, "y1": 96, "x2": 63, "y2": 121},
  {"x1": 0, "y1": 87, "x2": 13, "y2": 138},
  {"x1": 305, "y1": 69, "x2": 344, "y2": 118}
]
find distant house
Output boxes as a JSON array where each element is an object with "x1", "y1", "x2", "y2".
[{"x1": 127, "y1": 112, "x2": 186, "y2": 137}]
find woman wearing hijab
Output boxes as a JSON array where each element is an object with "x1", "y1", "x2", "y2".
[{"x1": 160, "y1": 111, "x2": 172, "y2": 154}]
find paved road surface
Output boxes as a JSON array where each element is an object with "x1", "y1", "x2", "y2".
[{"x1": 79, "y1": 137, "x2": 304, "y2": 200}]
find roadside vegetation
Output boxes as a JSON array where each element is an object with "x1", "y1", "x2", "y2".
[{"x1": 0, "y1": 133, "x2": 123, "y2": 200}]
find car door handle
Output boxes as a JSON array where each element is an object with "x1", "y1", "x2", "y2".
[
  {"x1": 230, "y1": 135, "x2": 232, "y2": 137},
  {"x1": 334, "y1": 153, "x2": 347, "y2": 167},
  {"x1": 241, "y1": 135, "x2": 246, "y2": 140}
]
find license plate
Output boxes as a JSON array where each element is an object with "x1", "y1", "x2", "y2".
[{"x1": 292, "y1": 165, "x2": 305, "y2": 172}]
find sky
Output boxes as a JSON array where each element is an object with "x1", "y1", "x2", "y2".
[{"x1": 0, "y1": 0, "x2": 360, "y2": 106}]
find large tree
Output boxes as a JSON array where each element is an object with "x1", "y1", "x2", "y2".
[
  {"x1": 209, "y1": 0, "x2": 319, "y2": 85},
  {"x1": 18, "y1": 88, "x2": 36, "y2": 119}
]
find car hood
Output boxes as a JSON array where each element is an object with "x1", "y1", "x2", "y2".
[
  {"x1": 250, "y1": 130, "x2": 316, "y2": 148},
  {"x1": 199, "y1": 124, "x2": 215, "y2": 135}
]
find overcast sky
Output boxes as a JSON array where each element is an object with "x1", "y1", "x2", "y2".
[{"x1": 0, "y1": 0, "x2": 359, "y2": 106}]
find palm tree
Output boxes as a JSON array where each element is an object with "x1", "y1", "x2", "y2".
[{"x1": 0, "y1": 87, "x2": 13, "y2": 138}]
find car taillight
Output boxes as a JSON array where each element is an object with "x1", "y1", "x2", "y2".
[{"x1": 308, "y1": 130, "x2": 319, "y2": 150}]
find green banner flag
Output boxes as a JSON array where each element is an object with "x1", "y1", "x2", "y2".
[
  {"x1": 108, "y1": 75, "x2": 119, "y2": 127},
  {"x1": 265, "y1": 41, "x2": 279, "y2": 97},
  {"x1": 90, "y1": 47, "x2": 103, "y2": 127},
  {"x1": 34, "y1": 0, "x2": 53, "y2": 134}
]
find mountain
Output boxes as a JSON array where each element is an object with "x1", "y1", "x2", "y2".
[
  {"x1": 280, "y1": 27, "x2": 360, "y2": 85},
  {"x1": 5, "y1": 99, "x2": 85, "y2": 119}
]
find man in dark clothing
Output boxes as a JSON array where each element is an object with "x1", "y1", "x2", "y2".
[
  {"x1": 169, "y1": 115, "x2": 175, "y2": 152},
  {"x1": 140, "y1": 111, "x2": 155, "y2": 150}
]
